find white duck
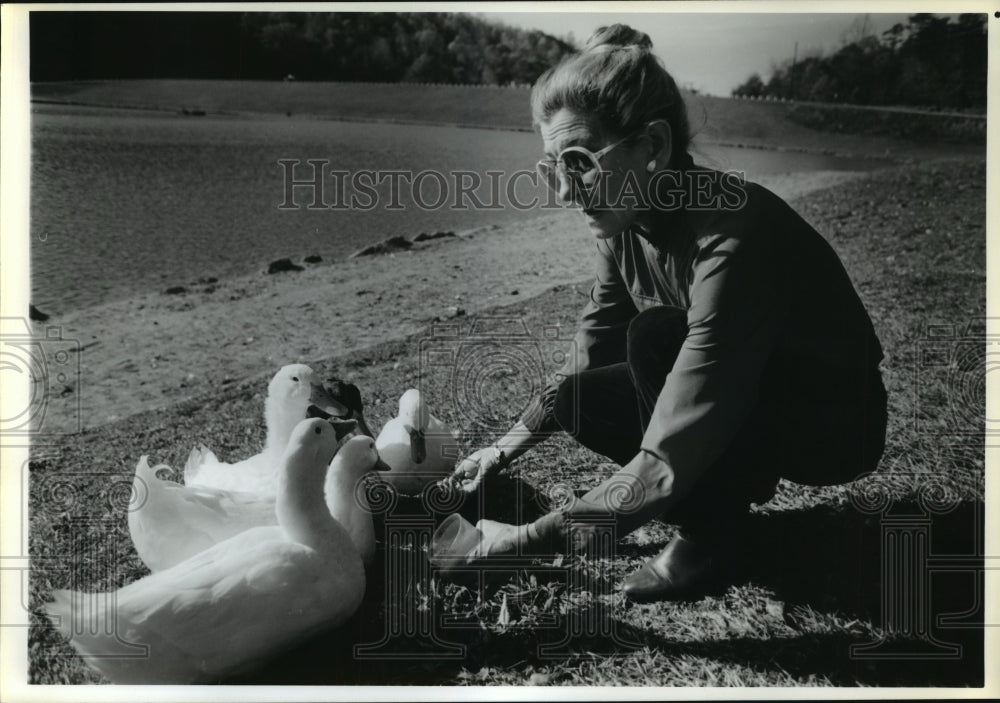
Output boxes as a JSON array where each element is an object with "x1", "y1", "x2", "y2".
[
  {"x1": 322, "y1": 435, "x2": 388, "y2": 566},
  {"x1": 46, "y1": 418, "x2": 368, "y2": 684},
  {"x1": 128, "y1": 430, "x2": 385, "y2": 572},
  {"x1": 184, "y1": 363, "x2": 325, "y2": 496},
  {"x1": 375, "y1": 388, "x2": 459, "y2": 494}
]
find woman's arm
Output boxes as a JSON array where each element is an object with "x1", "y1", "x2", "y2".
[
  {"x1": 454, "y1": 239, "x2": 637, "y2": 490},
  {"x1": 494, "y1": 419, "x2": 545, "y2": 463},
  {"x1": 563, "y1": 237, "x2": 640, "y2": 375},
  {"x1": 452, "y1": 418, "x2": 547, "y2": 492},
  {"x1": 520, "y1": 237, "x2": 638, "y2": 435}
]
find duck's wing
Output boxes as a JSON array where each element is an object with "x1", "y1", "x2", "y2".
[
  {"x1": 44, "y1": 588, "x2": 193, "y2": 684},
  {"x1": 182, "y1": 444, "x2": 230, "y2": 487},
  {"x1": 130, "y1": 459, "x2": 277, "y2": 572},
  {"x1": 127, "y1": 529, "x2": 364, "y2": 678},
  {"x1": 47, "y1": 528, "x2": 283, "y2": 683},
  {"x1": 129, "y1": 457, "x2": 221, "y2": 572},
  {"x1": 183, "y1": 445, "x2": 278, "y2": 495},
  {"x1": 48, "y1": 527, "x2": 365, "y2": 684},
  {"x1": 170, "y1": 484, "x2": 278, "y2": 537}
]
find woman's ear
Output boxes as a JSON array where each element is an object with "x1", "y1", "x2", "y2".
[{"x1": 646, "y1": 120, "x2": 673, "y2": 171}]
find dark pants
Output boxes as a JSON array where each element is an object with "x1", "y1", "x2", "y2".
[{"x1": 551, "y1": 306, "x2": 888, "y2": 533}]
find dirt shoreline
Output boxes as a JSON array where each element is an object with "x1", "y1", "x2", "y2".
[{"x1": 35, "y1": 169, "x2": 872, "y2": 434}]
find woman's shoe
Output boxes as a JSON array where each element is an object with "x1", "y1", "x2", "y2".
[{"x1": 621, "y1": 530, "x2": 729, "y2": 602}]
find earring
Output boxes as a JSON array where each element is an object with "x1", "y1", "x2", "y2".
[{"x1": 646, "y1": 160, "x2": 657, "y2": 172}]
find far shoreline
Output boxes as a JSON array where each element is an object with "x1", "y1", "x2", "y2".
[
  {"x1": 30, "y1": 79, "x2": 983, "y2": 159},
  {"x1": 31, "y1": 99, "x2": 927, "y2": 163}
]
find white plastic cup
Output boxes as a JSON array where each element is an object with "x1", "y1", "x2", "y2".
[{"x1": 429, "y1": 514, "x2": 483, "y2": 569}]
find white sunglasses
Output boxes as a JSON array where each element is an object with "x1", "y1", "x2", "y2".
[
  {"x1": 536, "y1": 133, "x2": 634, "y2": 194},
  {"x1": 536, "y1": 121, "x2": 664, "y2": 194}
]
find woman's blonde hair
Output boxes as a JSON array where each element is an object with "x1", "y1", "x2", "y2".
[{"x1": 530, "y1": 24, "x2": 691, "y2": 168}]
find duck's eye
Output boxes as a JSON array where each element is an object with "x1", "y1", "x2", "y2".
[
  {"x1": 314, "y1": 426, "x2": 322, "y2": 434},
  {"x1": 292, "y1": 376, "x2": 299, "y2": 382}
]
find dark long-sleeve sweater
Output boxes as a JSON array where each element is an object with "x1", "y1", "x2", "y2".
[{"x1": 521, "y1": 176, "x2": 884, "y2": 539}]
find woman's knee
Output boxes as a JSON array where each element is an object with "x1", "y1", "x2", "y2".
[
  {"x1": 626, "y1": 306, "x2": 687, "y2": 384},
  {"x1": 552, "y1": 368, "x2": 643, "y2": 466},
  {"x1": 626, "y1": 306, "x2": 686, "y2": 347},
  {"x1": 552, "y1": 375, "x2": 579, "y2": 435}
]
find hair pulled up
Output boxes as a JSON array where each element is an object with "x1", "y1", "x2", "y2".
[{"x1": 530, "y1": 24, "x2": 691, "y2": 168}]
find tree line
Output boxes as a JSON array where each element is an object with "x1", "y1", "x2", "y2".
[
  {"x1": 30, "y1": 11, "x2": 575, "y2": 86},
  {"x1": 732, "y1": 14, "x2": 987, "y2": 109}
]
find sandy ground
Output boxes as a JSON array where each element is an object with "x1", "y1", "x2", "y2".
[{"x1": 34, "y1": 170, "x2": 866, "y2": 435}]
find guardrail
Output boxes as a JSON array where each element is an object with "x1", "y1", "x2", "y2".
[
  {"x1": 280, "y1": 79, "x2": 533, "y2": 90},
  {"x1": 727, "y1": 93, "x2": 985, "y2": 120}
]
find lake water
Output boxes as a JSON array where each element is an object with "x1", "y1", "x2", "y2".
[{"x1": 30, "y1": 104, "x2": 888, "y2": 314}]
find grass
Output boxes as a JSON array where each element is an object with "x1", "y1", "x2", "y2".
[{"x1": 27, "y1": 156, "x2": 986, "y2": 686}]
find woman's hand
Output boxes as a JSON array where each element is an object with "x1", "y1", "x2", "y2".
[
  {"x1": 472, "y1": 519, "x2": 526, "y2": 557},
  {"x1": 431, "y1": 516, "x2": 536, "y2": 569},
  {"x1": 451, "y1": 446, "x2": 506, "y2": 493}
]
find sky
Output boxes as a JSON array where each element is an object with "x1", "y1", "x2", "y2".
[{"x1": 486, "y1": 11, "x2": 913, "y2": 96}]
